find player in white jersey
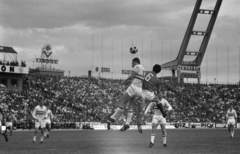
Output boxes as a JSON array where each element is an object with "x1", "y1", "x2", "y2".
[
  {"x1": 45, "y1": 106, "x2": 53, "y2": 138},
  {"x1": 226, "y1": 103, "x2": 237, "y2": 138},
  {"x1": 108, "y1": 58, "x2": 145, "y2": 129},
  {"x1": 120, "y1": 64, "x2": 166, "y2": 133},
  {"x1": 144, "y1": 96, "x2": 172, "y2": 148},
  {"x1": 32, "y1": 99, "x2": 47, "y2": 143}
]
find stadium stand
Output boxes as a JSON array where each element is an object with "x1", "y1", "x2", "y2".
[{"x1": 0, "y1": 75, "x2": 239, "y2": 129}]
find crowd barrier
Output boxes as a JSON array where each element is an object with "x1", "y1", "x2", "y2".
[{"x1": 79, "y1": 122, "x2": 240, "y2": 130}]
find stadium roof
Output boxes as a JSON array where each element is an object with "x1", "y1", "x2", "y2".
[{"x1": 0, "y1": 46, "x2": 17, "y2": 54}]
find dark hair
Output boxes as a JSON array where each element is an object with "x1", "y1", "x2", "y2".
[
  {"x1": 132, "y1": 57, "x2": 140, "y2": 64},
  {"x1": 153, "y1": 64, "x2": 161, "y2": 73}
]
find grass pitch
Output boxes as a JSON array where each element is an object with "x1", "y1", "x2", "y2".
[{"x1": 0, "y1": 129, "x2": 239, "y2": 154}]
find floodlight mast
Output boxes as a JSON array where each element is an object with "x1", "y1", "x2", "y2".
[{"x1": 161, "y1": 0, "x2": 222, "y2": 83}]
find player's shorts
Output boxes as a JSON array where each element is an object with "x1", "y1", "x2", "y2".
[
  {"x1": 1, "y1": 125, "x2": 6, "y2": 134},
  {"x1": 126, "y1": 84, "x2": 142, "y2": 98},
  {"x1": 142, "y1": 90, "x2": 155, "y2": 102},
  {"x1": 227, "y1": 119, "x2": 235, "y2": 125},
  {"x1": 0, "y1": 121, "x2": 6, "y2": 133},
  {"x1": 45, "y1": 119, "x2": 51, "y2": 124},
  {"x1": 6, "y1": 122, "x2": 13, "y2": 127},
  {"x1": 152, "y1": 115, "x2": 166, "y2": 125},
  {"x1": 35, "y1": 119, "x2": 46, "y2": 128}
]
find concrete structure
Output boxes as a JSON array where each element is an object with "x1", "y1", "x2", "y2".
[
  {"x1": 0, "y1": 46, "x2": 28, "y2": 91},
  {"x1": 29, "y1": 68, "x2": 64, "y2": 76}
]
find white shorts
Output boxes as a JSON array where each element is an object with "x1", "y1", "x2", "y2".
[
  {"x1": 35, "y1": 119, "x2": 46, "y2": 128},
  {"x1": 227, "y1": 119, "x2": 235, "y2": 125},
  {"x1": 126, "y1": 85, "x2": 142, "y2": 98},
  {"x1": 152, "y1": 115, "x2": 166, "y2": 125},
  {"x1": 0, "y1": 121, "x2": 6, "y2": 133},
  {"x1": 142, "y1": 90, "x2": 155, "y2": 102},
  {"x1": 6, "y1": 122, "x2": 13, "y2": 127},
  {"x1": 45, "y1": 119, "x2": 51, "y2": 124},
  {"x1": 1, "y1": 125, "x2": 6, "y2": 134}
]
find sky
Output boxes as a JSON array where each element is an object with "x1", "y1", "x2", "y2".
[{"x1": 0, "y1": 0, "x2": 240, "y2": 84}]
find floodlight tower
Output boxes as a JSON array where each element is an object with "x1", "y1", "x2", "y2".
[{"x1": 161, "y1": 0, "x2": 222, "y2": 83}]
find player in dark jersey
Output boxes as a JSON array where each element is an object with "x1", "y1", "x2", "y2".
[
  {"x1": 0, "y1": 108, "x2": 8, "y2": 142},
  {"x1": 141, "y1": 64, "x2": 166, "y2": 117},
  {"x1": 120, "y1": 64, "x2": 166, "y2": 132},
  {"x1": 6, "y1": 112, "x2": 16, "y2": 136}
]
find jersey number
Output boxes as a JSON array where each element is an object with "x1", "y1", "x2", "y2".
[{"x1": 145, "y1": 73, "x2": 154, "y2": 82}]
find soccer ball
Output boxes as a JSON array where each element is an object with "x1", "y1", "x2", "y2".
[{"x1": 130, "y1": 46, "x2": 138, "y2": 54}]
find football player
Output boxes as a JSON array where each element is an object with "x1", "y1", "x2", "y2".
[
  {"x1": 120, "y1": 64, "x2": 166, "y2": 133},
  {"x1": 144, "y1": 96, "x2": 172, "y2": 148},
  {"x1": 0, "y1": 108, "x2": 8, "y2": 142},
  {"x1": 108, "y1": 58, "x2": 145, "y2": 126},
  {"x1": 226, "y1": 102, "x2": 237, "y2": 138},
  {"x1": 32, "y1": 99, "x2": 47, "y2": 143},
  {"x1": 45, "y1": 106, "x2": 53, "y2": 138},
  {"x1": 5, "y1": 112, "x2": 17, "y2": 136}
]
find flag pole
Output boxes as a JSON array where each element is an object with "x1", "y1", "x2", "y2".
[
  {"x1": 111, "y1": 37, "x2": 113, "y2": 79},
  {"x1": 216, "y1": 45, "x2": 218, "y2": 84},
  {"x1": 142, "y1": 39, "x2": 143, "y2": 64},
  {"x1": 92, "y1": 34, "x2": 94, "y2": 77},
  {"x1": 102, "y1": 35, "x2": 103, "y2": 78},
  {"x1": 228, "y1": 45, "x2": 229, "y2": 84},
  {"x1": 161, "y1": 42, "x2": 163, "y2": 83},
  {"x1": 122, "y1": 38, "x2": 123, "y2": 79},
  {"x1": 206, "y1": 48, "x2": 208, "y2": 84}
]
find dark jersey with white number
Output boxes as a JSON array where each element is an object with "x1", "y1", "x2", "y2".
[{"x1": 142, "y1": 71, "x2": 161, "y2": 92}]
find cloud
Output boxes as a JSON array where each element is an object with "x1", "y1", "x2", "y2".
[
  {"x1": 1, "y1": 0, "x2": 240, "y2": 83},
  {"x1": 0, "y1": 0, "x2": 197, "y2": 29}
]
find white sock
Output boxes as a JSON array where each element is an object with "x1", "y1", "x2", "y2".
[
  {"x1": 111, "y1": 108, "x2": 124, "y2": 120},
  {"x1": 126, "y1": 112, "x2": 133, "y2": 125},
  {"x1": 163, "y1": 136, "x2": 167, "y2": 144},
  {"x1": 33, "y1": 136, "x2": 36, "y2": 141},
  {"x1": 41, "y1": 136, "x2": 44, "y2": 142},
  {"x1": 151, "y1": 133, "x2": 155, "y2": 143}
]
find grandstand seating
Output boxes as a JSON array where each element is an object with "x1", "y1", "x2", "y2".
[{"x1": 0, "y1": 75, "x2": 239, "y2": 128}]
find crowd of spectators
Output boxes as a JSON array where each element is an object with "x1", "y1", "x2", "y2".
[
  {"x1": 0, "y1": 60, "x2": 26, "y2": 67},
  {"x1": 0, "y1": 75, "x2": 240, "y2": 129}
]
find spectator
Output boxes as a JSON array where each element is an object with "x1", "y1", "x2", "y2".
[{"x1": 0, "y1": 75, "x2": 240, "y2": 128}]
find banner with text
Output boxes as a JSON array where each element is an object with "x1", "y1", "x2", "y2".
[
  {"x1": 101, "y1": 67, "x2": 110, "y2": 73},
  {"x1": 177, "y1": 66, "x2": 200, "y2": 71},
  {"x1": 0, "y1": 65, "x2": 28, "y2": 74},
  {"x1": 180, "y1": 72, "x2": 200, "y2": 79}
]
